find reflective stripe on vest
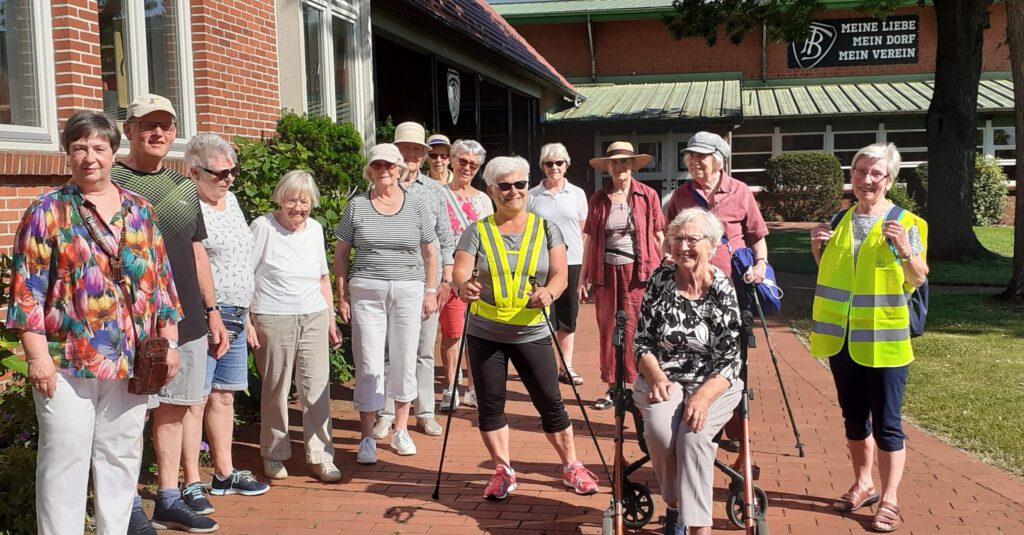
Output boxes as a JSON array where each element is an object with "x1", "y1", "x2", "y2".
[
  {"x1": 470, "y1": 213, "x2": 548, "y2": 326},
  {"x1": 810, "y1": 206, "x2": 923, "y2": 367}
]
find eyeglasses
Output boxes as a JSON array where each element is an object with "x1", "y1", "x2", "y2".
[
  {"x1": 282, "y1": 198, "x2": 312, "y2": 208},
  {"x1": 495, "y1": 180, "x2": 529, "y2": 192},
  {"x1": 542, "y1": 160, "x2": 566, "y2": 168},
  {"x1": 851, "y1": 168, "x2": 889, "y2": 181},
  {"x1": 671, "y1": 234, "x2": 709, "y2": 247},
  {"x1": 369, "y1": 161, "x2": 396, "y2": 171},
  {"x1": 132, "y1": 120, "x2": 176, "y2": 133},
  {"x1": 200, "y1": 165, "x2": 240, "y2": 181},
  {"x1": 456, "y1": 158, "x2": 480, "y2": 170},
  {"x1": 428, "y1": 152, "x2": 450, "y2": 160}
]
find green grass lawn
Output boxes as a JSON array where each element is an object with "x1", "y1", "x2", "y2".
[{"x1": 766, "y1": 225, "x2": 1014, "y2": 286}]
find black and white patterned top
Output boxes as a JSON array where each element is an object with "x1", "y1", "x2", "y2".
[
  {"x1": 633, "y1": 265, "x2": 742, "y2": 385},
  {"x1": 199, "y1": 192, "x2": 255, "y2": 308}
]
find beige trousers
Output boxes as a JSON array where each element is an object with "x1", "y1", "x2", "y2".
[{"x1": 252, "y1": 308, "x2": 335, "y2": 464}]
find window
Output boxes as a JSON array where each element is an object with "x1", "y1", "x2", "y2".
[
  {"x1": 731, "y1": 134, "x2": 773, "y2": 187},
  {"x1": 833, "y1": 131, "x2": 877, "y2": 167},
  {"x1": 0, "y1": 0, "x2": 57, "y2": 148},
  {"x1": 993, "y1": 127, "x2": 1015, "y2": 161},
  {"x1": 98, "y1": 0, "x2": 194, "y2": 139},
  {"x1": 301, "y1": 1, "x2": 356, "y2": 123}
]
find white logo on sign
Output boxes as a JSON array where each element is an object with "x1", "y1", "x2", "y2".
[
  {"x1": 792, "y1": 22, "x2": 837, "y2": 69},
  {"x1": 447, "y1": 69, "x2": 461, "y2": 125}
]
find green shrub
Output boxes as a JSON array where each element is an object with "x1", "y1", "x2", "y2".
[
  {"x1": 0, "y1": 445, "x2": 37, "y2": 535},
  {"x1": 910, "y1": 155, "x2": 1008, "y2": 225},
  {"x1": 886, "y1": 183, "x2": 919, "y2": 214},
  {"x1": 762, "y1": 152, "x2": 844, "y2": 222},
  {"x1": 907, "y1": 163, "x2": 929, "y2": 215}
]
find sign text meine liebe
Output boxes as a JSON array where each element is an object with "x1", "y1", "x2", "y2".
[{"x1": 788, "y1": 15, "x2": 919, "y2": 69}]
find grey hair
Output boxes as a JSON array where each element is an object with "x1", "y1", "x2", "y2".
[
  {"x1": 538, "y1": 142, "x2": 571, "y2": 167},
  {"x1": 667, "y1": 207, "x2": 724, "y2": 246},
  {"x1": 451, "y1": 139, "x2": 487, "y2": 167},
  {"x1": 483, "y1": 156, "x2": 530, "y2": 187},
  {"x1": 683, "y1": 150, "x2": 725, "y2": 171},
  {"x1": 61, "y1": 110, "x2": 120, "y2": 153},
  {"x1": 272, "y1": 169, "x2": 321, "y2": 209},
  {"x1": 184, "y1": 133, "x2": 237, "y2": 171},
  {"x1": 851, "y1": 142, "x2": 901, "y2": 182}
]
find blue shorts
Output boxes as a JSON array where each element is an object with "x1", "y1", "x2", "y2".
[
  {"x1": 829, "y1": 340, "x2": 909, "y2": 452},
  {"x1": 203, "y1": 305, "x2": 250, "y2": 393}
]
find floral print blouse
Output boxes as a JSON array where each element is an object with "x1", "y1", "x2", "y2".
[
  {"x1": 6, "y1": 183, "x2": 182, "y2": 379},
  {"x1": 633, "y1": 265, "x2": 742, "y2": 385}
]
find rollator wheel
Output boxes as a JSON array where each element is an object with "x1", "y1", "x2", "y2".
[
  {"x1": 622, "y1": 481, "x2": 655, "y2": 528},
  {"x1": 725, "y1": 485, "x2": 769, "y2": 528}
]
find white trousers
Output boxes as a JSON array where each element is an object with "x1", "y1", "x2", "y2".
[
  {"x1": 350, "y1": 277, "x2": 423, "y2": 412},
  {"x1": 382, "y1": 309, "x2": 438, "y2": 419},
  {"x1": 34, "y1": 374, "x2": 148, "y2": 535}
]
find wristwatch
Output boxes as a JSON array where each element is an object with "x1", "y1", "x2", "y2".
[
  {"x1": 205, "y1": 305, "x2": 221, "y2": 314},
  {"x1": 167, "y1": 340, "x2": 179, "y2": 350}
]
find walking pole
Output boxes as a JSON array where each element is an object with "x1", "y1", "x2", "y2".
[
  {"x1": 609, "y1": 311, "x2": 628, "y2": 535},
  {"x1": 433, "y1": 269, "x2": 477, "y2": 499},
  {"x1": 530, "y1": 276, "x2": 611, "y2": 479},
  {"x1": 751, "y1": 290, "x2": 806, "y2": 457}
]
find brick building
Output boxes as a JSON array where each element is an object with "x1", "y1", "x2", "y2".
[
  {"x1": 0, "y1": 0, "x2": 577, "y2": 252},
  {"x1": 494, "y1": 0, "x2": 1017, "y2": 198}
]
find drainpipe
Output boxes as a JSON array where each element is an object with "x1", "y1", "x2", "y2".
[
  {"x1": 587, "y1": 14, "x2": 597, "y2": 82},
  {"x1": 761, "y1": 21, "x2": 768, "y2": 83}
]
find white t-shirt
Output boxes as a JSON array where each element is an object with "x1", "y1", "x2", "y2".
[
  {"x1": 199, "y1": 192, "x2": 255, "y2": 307},
  {"x1": 250, "y1": 213, "x2": 330, "y2": 315},
  {"x1": 527, "y1": 180, "x2": 588, "y2": 265}
]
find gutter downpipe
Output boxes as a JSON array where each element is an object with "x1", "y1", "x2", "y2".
[
  {"x1": 587, "y1": 13, "x2": 597, "y2": 82},
  {"x1": 761, "y1": 21, "x2": 768, "y2": 83}
]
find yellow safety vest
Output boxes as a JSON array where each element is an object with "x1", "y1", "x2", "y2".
[
  {"x1": 810, "y1": 206, "x2": 928, "y2": 367},
  {"x1": 470, "y1": 213, "x2": 549, "y2": 326}
]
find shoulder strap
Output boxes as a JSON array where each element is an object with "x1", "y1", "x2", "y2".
[
  {"x1": 830, "y1": 208, "x2": 850, "y2": 230},
  {"x1": 883, "y1": 204, "x2": 906, "y2": 260},
  {"x1": 687, "y1": 181, "x2": 709, "y2": 210},
  {"x1": 442, "y1": 186, "x2": 471, "y2": 229}
]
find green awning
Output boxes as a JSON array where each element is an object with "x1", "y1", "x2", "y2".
[
  {"x1": 744, "y1": 78, "x2": 1014, "y2": 118},
  {"x1": 545, "y1": 80, "x2": 743, "y2": 124}
]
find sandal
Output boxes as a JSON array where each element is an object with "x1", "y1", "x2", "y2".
[
  {"x1": 592, "y1": 392, "x2": 614, "y2": 410},
  {"x1": 831, "y1": 485, "x2": 879, "y2": 513},
  {"x1": 559, "y1": 367, "x2": 584, "y2": 386},
  {"x1": 871, "y1": 502, "x2": 901, "y2": 532}
]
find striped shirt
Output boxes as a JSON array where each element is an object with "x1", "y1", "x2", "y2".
[{"x1": 335, "y1": 189, "x2": 438, "y2": 282}]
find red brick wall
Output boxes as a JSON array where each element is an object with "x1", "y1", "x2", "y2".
[{"x1": 513, "y1": 4, "x2": 1012, "y2": 81}]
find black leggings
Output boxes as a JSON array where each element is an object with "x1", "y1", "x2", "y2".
[{"x1": 467, "y1": 334, "x2": 571, "y2": 434}]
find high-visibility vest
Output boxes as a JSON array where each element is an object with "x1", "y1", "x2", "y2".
[
  {"x1": 810, "y1": 206, "x2": 928, "y2": 367},
  {"x1": 470, "y1": 213, "x2": 549, "y2": 326}
]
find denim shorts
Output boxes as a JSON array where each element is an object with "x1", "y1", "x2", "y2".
[{"x1": 203, "y1": 305, "x2": 250, "y2": 393}]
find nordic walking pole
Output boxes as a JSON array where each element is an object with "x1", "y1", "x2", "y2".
[
  {"x1": 433, "y1": 269, "x2": 477, "y2": 499},
  {"x1": 751, "y1": 290, "x2": 805, "y2": 457},
  {"x1": 530, "y1": 276, "x2": 610, "y2": 479}
]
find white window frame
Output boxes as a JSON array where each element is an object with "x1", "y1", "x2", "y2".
[
  {"x1": 117, "y1": 0, "x2": 196, "y2": 156},
  {"x1": 0, "y1": 0, "x2": 59, "y2": 151},
  {"x1": 300, "y1": 0, "x2": 359, "y2": 123}
]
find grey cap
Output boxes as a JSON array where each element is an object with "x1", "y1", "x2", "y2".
[{"x1": 683, "y1": 131, "x2": 730, "y2": 160}]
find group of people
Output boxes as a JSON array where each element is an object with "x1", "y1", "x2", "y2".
[{"x1": 7, "y1": 91, "x2": 927, "y2": 535}]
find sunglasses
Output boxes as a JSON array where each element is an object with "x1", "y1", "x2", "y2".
[
  {"x1": 457, "y1": 158, "x2": 480, "y2": 170},
  {"x1": 542, "y1": 160, "x2": 566, "y2": 168},
  {"x1": 495, "y1": 180, "x2": 529, "y2": 192},
  {"x1": 200, "y1": 165, "x2": 240, "y2": 181},
  {"x1": 428, "y1": 152, "x2": 450, "y2": 160},
  {"x1": 133, "y1": 120, "x2": 176, "y2": 133},
  {"x1": 369, "y1": 161, "x2": 396, "y2": 170}
]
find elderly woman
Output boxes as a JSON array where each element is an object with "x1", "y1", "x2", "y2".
[
  {"x1": 633, "y1": 208, "x2": 744, "y2": 535},
  {"x1": 580, "y1": 142, "x2": 666, "y2": 410},
  {"x1": 6, "y1": 110, "x2": 181, "y2": 534},
  {"x1": 453, "y1": 156, "x2": 599, "y2": 501},
  {"x1": 334, "y1": 143, "x2": 439, "y2": 464},
  {"x1": 427, "y1": 133, "x2": 454, "y2": 184},
  {"x1": 809, "y1": 143, "x2": 927, "y2": 533},
  {"x1": 248, "y1": 170, "x2": 342, "y2": 483},
  {"x1": 438, "y1": 138, "x2": 491, "y2": 412},
  {"x1": 181, "y1": 134, "x2": 269, "y2": 505},
  {"x1": 664, "y1": 131, "x2": 770, "y2": 459},
  {"x1": 527, "y1": 142, "x2": 588, "y2": 386}
]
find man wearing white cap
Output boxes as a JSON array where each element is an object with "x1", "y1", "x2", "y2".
[
  {"x1": 372, "y1": 122, "x2": 456, "y2": 442},
  {"x1": 113, "y1": 94, "x2": 226, "y2": 534}
]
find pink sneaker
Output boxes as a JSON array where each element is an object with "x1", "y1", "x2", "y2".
[
  {"x1": 483, "y1": 464, "x2": 517, "y2": 501},
  {"x1": 563, "y1": 461, "x2": 599, "y2": 495}
]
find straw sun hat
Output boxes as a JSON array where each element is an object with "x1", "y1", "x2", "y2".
[{"x1": 588, "y1": 141, "x2": 653, "y2": 172}]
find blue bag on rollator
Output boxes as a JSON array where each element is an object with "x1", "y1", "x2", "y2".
[{"x1": 730, "y1": 247, "x2": 783, "y2": 315}]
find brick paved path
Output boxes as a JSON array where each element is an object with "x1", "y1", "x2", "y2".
[{"x1": 174, "y1": 272, "x2": 1024, "y2": 534}]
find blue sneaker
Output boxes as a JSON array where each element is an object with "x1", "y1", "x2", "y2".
[
  {"x1": 663, "y1": 507, "x2": 679, "y2": 535},
  {"x1": 181, "y1": 482, "x2": 214, "y2": 515},
  {"x1": 151, "y1": 499, "x2": 219, "y2": 533},
  {"x1": 127, "y1": 506, "x2": 156, "y2": 535},
  {"x1": 210, "y1": 469, "x2": 270, "y2": 496}
]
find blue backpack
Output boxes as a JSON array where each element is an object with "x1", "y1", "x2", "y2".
[{"x1": 830, "y1": 206, "x2": 928, "y2": 337}]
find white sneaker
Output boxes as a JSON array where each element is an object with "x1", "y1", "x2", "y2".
[
  {"x1": 263, "y1": 459, "x2": 288, "y2": 480},
  {"x1": 463, "y1": 389, "x2": 478, "y2": 409},
  {"x1": 391, "y1": 429, "x2": 417, "y2": 456},
  {"x1": 438, "y1": 387, "x2": 459, "y2": 413},
  {"x1": 312, "y1": 462, "x2": 341, "y2": 482},
  {"x1": 420, "y1": 416, "x2": 443, "y2": 436},
  {"x1": 372, "y1": 416, "x2": 394, "y2": 440},
  {"x1": 356, "y1": 436, "x2": 378, "y2": 464}
]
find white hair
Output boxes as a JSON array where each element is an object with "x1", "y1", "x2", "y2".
[
  {"x1": 851, "y1": 142, "x2": 902, "y2": 181},
  {"x1": 538, "y1": 142, "x2": 571, "y2": 167},
  {"x1": 668, "y1": 207, "x2": 724, "y2": 246},
  {"x1": 185, "y1": 133, "x2": 237, "y2": 171},
  {"x1": 451, "y1": 139, "x2": 487, "y2": 167},
  {"x1": 483, "y1": 156, "x2": 529, "y2": 187},
  {"x1": 272, "y1": 169, "x2": 321, "y2": 209}
]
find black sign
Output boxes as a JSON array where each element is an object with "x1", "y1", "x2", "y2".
[{"x1": 788, "y1": 15, "x2": 919, "y2": 69}]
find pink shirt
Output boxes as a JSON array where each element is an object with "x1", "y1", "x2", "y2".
[{"x1": 664, "y1": 172, "x2": 768, "y2": 275}]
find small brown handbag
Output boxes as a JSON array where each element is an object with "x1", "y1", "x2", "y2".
[{"x1": 79, "y1": 201, "x2": 171, "y2": 395}]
